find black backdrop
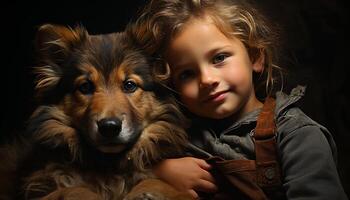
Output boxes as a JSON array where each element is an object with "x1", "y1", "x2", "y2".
[{"x1": 1, "y1": 0, "x2": 349, "y2": 196}]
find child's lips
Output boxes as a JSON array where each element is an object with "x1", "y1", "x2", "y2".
[{"x1": 203, "y1": 90, "x2": 230, "y2": 103}]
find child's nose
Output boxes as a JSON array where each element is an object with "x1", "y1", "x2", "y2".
[{"x1": 199, "y1": 68, "x2": 219, "y2": 88}]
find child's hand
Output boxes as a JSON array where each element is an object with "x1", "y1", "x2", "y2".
[{"x1": 153, "y1": 157, "x2": 218, "y2": 199}]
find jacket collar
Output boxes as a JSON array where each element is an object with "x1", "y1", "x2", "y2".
[{"x1": 213, "y1": 85, "x2": 307, "y2": 135}]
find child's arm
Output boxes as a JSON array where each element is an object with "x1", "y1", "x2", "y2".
[
  {"x1": 153, "y1": 157, "x2": 218, "y2": 199},
  {"x1": 279, "y1": 125, "x2": 348, "y2": 199}
]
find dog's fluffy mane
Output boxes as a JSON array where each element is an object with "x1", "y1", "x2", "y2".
[
  {"x1": 0, "y1": 23, "x2": 192, "y2": 200},
  {"x1": 24, "y1": 24, "x2": 188, "y2": 171}
]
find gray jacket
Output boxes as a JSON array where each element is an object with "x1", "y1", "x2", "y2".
[{"x1": 188, "y1": 86, "x2": 348, "y2": 200}]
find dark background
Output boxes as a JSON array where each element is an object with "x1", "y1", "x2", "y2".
[{"x1": 1, "y1": 0, "x2": 349, "y2": 196}]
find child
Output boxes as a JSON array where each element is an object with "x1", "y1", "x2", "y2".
[{"x1": 132, "y1": 0, "x2": 348, "y2": 199}]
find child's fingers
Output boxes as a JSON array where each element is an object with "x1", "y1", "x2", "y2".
[
  {"x1": 193, "y1": 179, "x2": 218, "y2": 193},
  {"x1": 187, "y1": 189, "x2": 199, "y2": 199},
  {"x1": 192, "y1": 158, "x2": 212, "y2": 170},
  {"x1": 200, "y1": 168, "x2": 216, "y2": 183}
]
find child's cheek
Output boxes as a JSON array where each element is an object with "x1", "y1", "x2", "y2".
[{"x1": 180, "y1": 83, "x2": 199, "y2": 100}]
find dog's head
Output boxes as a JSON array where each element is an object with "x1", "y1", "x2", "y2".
[{"x1": 28, "y1": 24, "x2": 187, "y2": 167}]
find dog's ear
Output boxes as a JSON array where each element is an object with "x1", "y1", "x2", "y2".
[
  {"x1": 126, "y1": 22, "x2": 158, "y2": 57},
  {"x1": 33, "y1": 24, "x2": 88, "y2": 99},
  {"x1": 35, "y1": 24, "x2": 87, "y2": 65}
]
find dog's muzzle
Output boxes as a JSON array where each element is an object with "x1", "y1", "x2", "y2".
[
  {"x1": 95, "y1": 117, "x2": 141, "y2": 153},
  {"x1": 97, "y1": 117, "x2": 122, "y2": 138}
]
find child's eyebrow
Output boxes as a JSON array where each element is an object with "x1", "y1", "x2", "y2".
[
  {"x1": 169, "y1": 58, "x2": 192, "y2": 70},
  {"x1": 204, "y1": 45, "x2": 232, "y2": 58}
]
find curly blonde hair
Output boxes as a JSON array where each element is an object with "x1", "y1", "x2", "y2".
[{"x1": 131, "y1": 0, "x2": 282, "y2": 97}]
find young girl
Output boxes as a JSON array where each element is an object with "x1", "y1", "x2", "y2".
[{"x1": 132, "y1": 0, "x2": 348, "y2": 199}]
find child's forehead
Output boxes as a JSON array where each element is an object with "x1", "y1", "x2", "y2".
[
  {"x1": 171, "y1": 15, "x2": 236, "y2": 44},
  {"x1": 168, "y1": 18, "x2": 239, "y2": 50},
  {"x1": 165, "y1": 20, "x2": 246, "y2": 67}
]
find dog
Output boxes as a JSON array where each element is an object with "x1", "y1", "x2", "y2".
[{"x1": 0, "y1": 24, "x2": 192, "y2": 200}]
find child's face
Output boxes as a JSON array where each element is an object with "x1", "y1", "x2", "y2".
[{"x1": 166, "y1": 18, "x2": 263, "y2": 119}]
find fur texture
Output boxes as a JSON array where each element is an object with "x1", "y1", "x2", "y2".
[{"x1": 0, "y1": 24, "x2": 190, "y2": 200}]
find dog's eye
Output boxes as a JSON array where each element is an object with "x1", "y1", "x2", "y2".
[
  {"x1": 78, "y1": 80, "x2": 95, "y2": 95},
  {"x1": 123, "y1": 80, "x2": 138, "y2": 93}
]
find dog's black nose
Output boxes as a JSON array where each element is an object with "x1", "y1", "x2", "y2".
[{"x1": 97, "y1": 118, "x2": 122, "y2": 138}]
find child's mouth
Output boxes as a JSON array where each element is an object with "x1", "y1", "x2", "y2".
[{"x1": 204, "y1": 90, "x2": 230, "y2": 103}]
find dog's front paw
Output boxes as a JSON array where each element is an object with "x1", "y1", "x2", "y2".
[
  {"x1": 126, "y1": 192, "x2": 166, "y2": 200},
  {"x1": 42, "y1": 187, "x2": 102, "y2": 200},
  {"x1": 125, "y1": 179, "x2": 193, "y2": 200}
]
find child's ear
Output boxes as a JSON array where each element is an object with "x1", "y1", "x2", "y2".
[{"x1": 252, "y1": 52, "x2": 264, "y2": 73}]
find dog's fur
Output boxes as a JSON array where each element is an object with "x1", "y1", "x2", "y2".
[{"x1": 0, "y1": 24, "x2": 190, "y2": 200}]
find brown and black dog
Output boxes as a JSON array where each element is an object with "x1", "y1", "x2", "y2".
[{"x1": 0, "y1": 24, "x2": 192, "y2": 200}]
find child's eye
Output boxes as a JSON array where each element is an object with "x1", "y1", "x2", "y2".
[
  {"x1": 212, "y1": 53, "x2": 229, "y2": 64},
  {"x1": 178, "y1": 69, "x2": 195, "y2": 82}
]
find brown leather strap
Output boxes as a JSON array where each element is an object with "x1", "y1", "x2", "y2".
[
  {"x1": 254, "y1": 97, "x2": 282, "y2": 189},
  {"x1": 255, "y1": 97, "x2": 276, "y2": 140},
  {"x1": 202, "y1": 98, "x2": 284, "y2": 200},
  {"x1": 206, "y1": 157, "x2": 268, "y2": 200}
]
